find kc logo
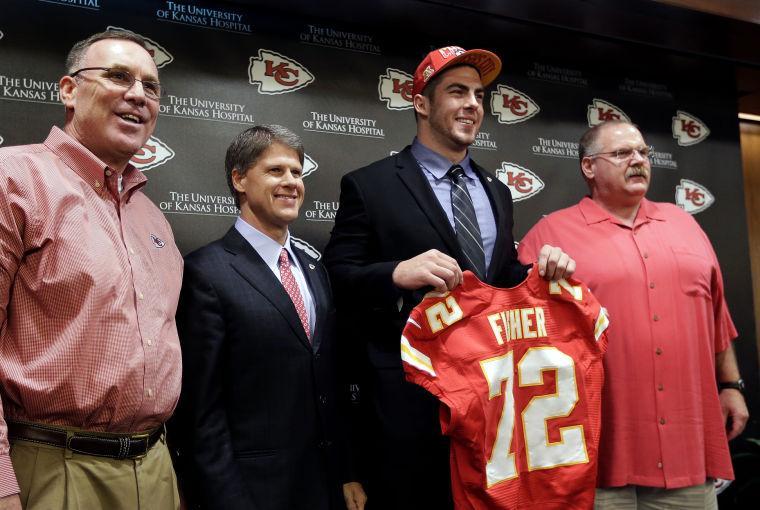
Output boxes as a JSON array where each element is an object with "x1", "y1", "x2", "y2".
[
  {"x1": 303, "y1": 154, "x2": 318, "y2": 177},
  {"x1": 672, "y1": 111, "x2": 710, "y2": 146},
  {"x1": 248, "y1": 49, "x2": 314, "y2": 94},
  {"x1": 378, "y1": 68, "x2": 413, "y2": 110},
  {"x1": 586, "y1": 99, "x2": 630, "y2": 127},
  {"x1": 494, "y1": 162, "x2": 545, "y2": 202},
  {"x1": 107, "y1": 26, "x2": 173, "y2": 68},
  {"x1": 675, "y1": 178, "x2": 714, "y2": 214},
  {"x1": 130, "y1": 136, "x2": 175, "y2": 171},
  {"x1": 291, "y1": 236, "x2": 322, "y2": 260},
  {"x1": 490, "y1": 84, "x2": 540, "y2": 124}
]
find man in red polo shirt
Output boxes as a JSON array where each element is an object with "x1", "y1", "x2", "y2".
[{"x1": 519, "y1": 120, "x2": 748, "y2": 509}]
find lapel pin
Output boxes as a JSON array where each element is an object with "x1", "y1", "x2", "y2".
[
  {"x1": 486, "y1": 176, "x2": 493, "y2": 182},
  {"x1": 309, "y1": 264, "x2": 315, "y2": 270}
]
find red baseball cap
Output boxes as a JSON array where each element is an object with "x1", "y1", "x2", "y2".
[{"x1": 413, "y1": 46, "x2": 502, "y2": 97}]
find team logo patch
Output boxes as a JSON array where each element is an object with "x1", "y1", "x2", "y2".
[
  {"x1": 378, "y1": 68, "x2": 413, "y2": 110},
  {"x1": 675, "y1": 178, "x2": 714, "y2": 214},
  {"x1": 303, "y1": 154, "x2": 318, "y2": 177},
  {"x1": 438, "y1": 46, "x2": 465, "y2": 59},
  {"x1": 586, "y1": 98, "x2": 630, "y2": 127},
  {"x1": 150, "y1": 234, "x2": 166, "y2": 248},
  {"x1": 291, "y1": 236, "x2": 322, "y2": 260},
  {"x1": 490, "y1": 84, "x2": 539, "y2": 124},
  {"x1": 422, "y1": 65, "x2": 434, "y2": 82},
  {"x1": 107, "y1": 26, "x2": 173, "y2": 68},
  {"x1": 130, "y1": 136, "x2": 175, "y2": 171},
  {"x1": 248, "y1": 49, "x2": 314, "y2": 94},
  {"x1": 495, "y1": 163, "x2": 545, "y2": 202},
  {"x1": 672, "y1": 110, "x2": 710, "y2": 146}
]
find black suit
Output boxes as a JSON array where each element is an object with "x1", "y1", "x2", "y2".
[
  {"x1": 324, "y1": 146, "x2": 526, "y2": 509},
  {"x1": 173, "y1": 227, "x2": 346, "y2": 510}
]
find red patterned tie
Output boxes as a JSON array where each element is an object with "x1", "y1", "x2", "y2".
[{"x1": 278, "y1": 249, "x2": 311, "y2": 341}]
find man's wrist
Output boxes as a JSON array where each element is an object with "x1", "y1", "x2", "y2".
[{"x1": 718, "y1": 378, "x2": 745, "y2": 394}]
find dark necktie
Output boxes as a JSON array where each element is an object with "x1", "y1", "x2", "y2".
[
  {"x1": 278, "y1": 249, "x2": 311, "y2": 341},
  {"x1": 447, "y1": 164, "x2": 486, "y2": 279}
]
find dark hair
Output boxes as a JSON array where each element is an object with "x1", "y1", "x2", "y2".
[
  {"x1": 225, "y1": 125, "x2": 305, "y2": 207},
  {"x1": 578, "y1": 120, "x2": 638, "y2": 162},
  {"x1": 66, "y1": 30, "x2": 152, "y2": 73}
]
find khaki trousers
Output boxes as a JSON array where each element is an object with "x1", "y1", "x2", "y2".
[
  {"x1": 594, "y1": 481, "x2": 717, "y2": 510},
  {"x1": 10, "y1": 434, "x2": 179, "y2": 510}
]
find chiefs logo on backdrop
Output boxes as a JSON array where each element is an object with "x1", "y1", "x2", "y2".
[
  {"x1": 675, "y1": 178, "x2": 714, "y2": 214},
  {"x1": 378, "y1": 68, "x2": 413, "y2": 110},
  {"x1": 291, "y1": 236, "x2": 322, "y2": 261},
  {"x1": 672, "y1": 110, "x2": 710, "y2": 146},
  {"x1": 587, "y1": 98, "x2": 630, "y2": 127},
  {"x1": 490, "y1": 84, "x2": 540, "y2": 124},
  {"x1": 107, "y1": 26, "x2": 173, "y2": 68},
  {"x1": 130, "y1": 136, "x2": 175, "y2": 171},
  {"x1": 303, "y1": 154, "x2": 318, "y2": 177},
  {"x1": 495, "y1": 162, "x2": 545, "y2": 201},
  {"x1": 248, "y1": 49, "x2": 314, "y2": 94}
]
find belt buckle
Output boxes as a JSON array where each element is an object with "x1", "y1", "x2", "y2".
[{"x1": 130, "y1": 432, "x2": 151, "y2": 460}]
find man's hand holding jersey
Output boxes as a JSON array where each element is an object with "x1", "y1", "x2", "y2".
[{"x1": 391, "y1": 245, "x2": 575, "y2": 293}]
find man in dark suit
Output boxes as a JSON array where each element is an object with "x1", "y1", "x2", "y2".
[
  {"x1": 324, "y1": 47, "x2": 574, "y2": 509},
  {"x1": 174, "y1": 125, "x2": 366, "y2": 510}
]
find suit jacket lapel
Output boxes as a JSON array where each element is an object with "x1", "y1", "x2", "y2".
[
  {"x1": 222, "y1": 228, "x2": 312, "y2": 351},
  {"x1": 292, "y1": 248, "x2": 324, "y2": 352},
  {"x1": 394, "y1": 147, "x2": 462, "y2": 258},
  {"x1": 472, "y1": 161, "x2": 508, "y2": 282}
]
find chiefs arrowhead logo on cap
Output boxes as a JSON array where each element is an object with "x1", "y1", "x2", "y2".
[
  {"x1": 291, "y1": 236, "x2": 322, "y2": 260},
  {"x1": 490, "y1": 84, "x2": 540, "y2": 124},
  {"x1": 303, "y1": 154, "x2": 318, "y2": 178},
  {"x1": 495, "y1": 162, "x2": 545, "y2": 202},
  {"x1": 587, "y1": 98, "x2": 630, "y2": 127},
  {"x1": 378, "y1": 68, "x2": 414, "y2": 110},
  {"x1": 672, "y1": 110, "x2": 710, "y2": 146},
  {"x1": 675, "y1": 178, "x2": 714, "y2": 214},
  {"x1": 248, "y1": 49, "x2": 315, "y2": 95},
  {"x1": 130, "y1": 136, "x2": 175, "y2": 171},
  {"x1": 107, "y1": 26, "x2": 173, "y2": 68}
]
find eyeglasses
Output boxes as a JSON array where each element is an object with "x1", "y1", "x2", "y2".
[
  {"x1": 585, "y1": 147, "x2": 651, "y2": 162},
  {"x1": 69, "y1": 67, "x2": 163, "y2": 100}
]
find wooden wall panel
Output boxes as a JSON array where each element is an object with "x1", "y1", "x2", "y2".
[{"x1": 741, "y1": 120, "x2": 760, "y2": 365}]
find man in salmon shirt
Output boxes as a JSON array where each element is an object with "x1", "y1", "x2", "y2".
[{"x1": 519, "y1": 120, "x2": 748, "y2": 509}]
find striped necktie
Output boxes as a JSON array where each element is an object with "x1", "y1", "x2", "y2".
[{"x1": 447, "y1": 164, "x2": 486, "y2": 279}]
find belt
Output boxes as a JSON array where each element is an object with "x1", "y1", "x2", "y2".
[{"x1": 7, "y1": 420, "x2": 163, "y2": 460}]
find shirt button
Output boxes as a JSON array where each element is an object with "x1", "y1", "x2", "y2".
[
  {"x1": 94, "y1": 180, "x2": 102, "y2": 188},
  {"x1": 643, "y1": 252, "x2": 649, "y2": 259},
  {"x1": 655, "y1": 347, "x2": 662, "y2": 355},
  {"x1": 653, "y1": 314, "x2": 659, "y2": 321},
  {"x1": 658, "y1": 384, "x2": 664, "y2": 391},
  {"x1": 138, "y1": 292, "x2": 144, "y2": 300},
  {"x1": 649, "y1": 282, "x2": 655, "y2": 289},
  {"x1": 129, "y1": 247, "x2": 135, "y2": 255},
  {"x1": 657, "y1": 461, "x2": 663, "y2": 469},
  {"x1": 660, "y1": 418, "x2": 666, "y2": 425},
  {"x1": 147, "y1": 388, "x2": 154, "y2": 398},
  {"x1": 146, "y1": 338, "x2": 153, "y2": 346},
  {"x1": 105, "y1": 169, "x2": 112, "y2": 177}
]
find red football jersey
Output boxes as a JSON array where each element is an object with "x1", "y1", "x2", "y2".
[{"x1": 401, "y1": 268, "x2": 609, "y2": 510}]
